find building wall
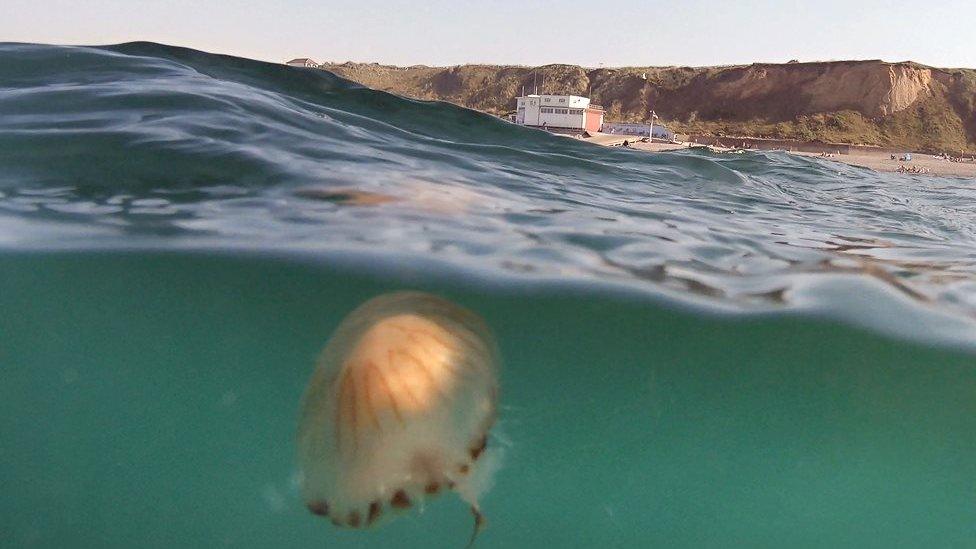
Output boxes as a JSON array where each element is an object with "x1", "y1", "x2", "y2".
[
  {"x1": 516, "y1": 95, "x2": 591, "y2": 130},
  {"x1": 537, "y1": 107, "x2": 586, "y2": 129},
  {"x1": 585, "y1": 109, "x2": 604, "y2": 133},
  {"x1": 538, "y1": 95, "x2": 589, "y2": 109},
  {"x1": 516, "y1": 96, "x2": 539, "y2": 125}
]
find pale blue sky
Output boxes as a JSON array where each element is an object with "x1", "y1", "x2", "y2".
[{"x1": 4, "y1": 0, "x2": 975, "y2": 68}]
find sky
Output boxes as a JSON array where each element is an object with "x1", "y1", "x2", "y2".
[{"x1": 3, "y1": 0, "x2": 976, "y2": 68}]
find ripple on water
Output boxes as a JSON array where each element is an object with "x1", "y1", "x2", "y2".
[{"x1": 1, "y1": 42, "x2": 975, "y2": 346}]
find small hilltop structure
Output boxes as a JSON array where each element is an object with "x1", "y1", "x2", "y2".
[{"x1": 286, "y1": 58, "x2": 320, "y2": 68}]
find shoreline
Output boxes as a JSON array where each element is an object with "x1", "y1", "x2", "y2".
[
  {"x1": 790, "y1": 150, "x2": 976, "y2": 177},
  {"x1": 615, "y1": 140, "x2": 976, "y2": 178}
]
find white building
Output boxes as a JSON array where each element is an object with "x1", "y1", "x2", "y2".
[
  {"x1": 286, "y1": 58, "x2": 319, "y2": 68},
  {"x1": 515, "y1": 94, "x2": 605, "y2": 133}
]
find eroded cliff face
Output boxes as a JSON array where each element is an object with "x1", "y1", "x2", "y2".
[
  {"x1": 321, "y1": 60, "x2": 976, "y2": 152},
  {"x1": 882, "y1": 65, "x2": 935, "y2": 115},
  {"x1": 701, "y1": 62, "x2": 934, "y2": 117}
]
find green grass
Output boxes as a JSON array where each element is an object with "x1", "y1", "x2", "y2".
[{"x1": 668, "y1": 105, "x2": 975, "y2": 154}]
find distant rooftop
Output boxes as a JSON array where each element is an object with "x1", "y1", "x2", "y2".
[{"x1": 286, "y1": 58, "x2": 319, "y2": 67}]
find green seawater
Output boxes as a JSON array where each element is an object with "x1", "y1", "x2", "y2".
[{"x1": 2, "y1": 252, "x2": 974, "y2": 548}]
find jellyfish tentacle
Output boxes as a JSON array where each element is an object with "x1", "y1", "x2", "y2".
[{"x1": 465, "y1": 505, "x2": 485, "y2": 548}]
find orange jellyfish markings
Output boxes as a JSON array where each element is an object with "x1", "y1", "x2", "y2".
[
  {"x1": 367, "y1": 360, "x2": 404, "y2": 425},
  {"x1": 297, "y1": 292, "x2": 500, "y2": 542},
  {"x1": 367, "y1": 501, "x2": 382, "y2": 526},
  {"x1": 391, "y1": 489, "x2": 412, "y2": 509},
  {"x1": 306, "y1": 500, "x2": 329, "y2": 517}
]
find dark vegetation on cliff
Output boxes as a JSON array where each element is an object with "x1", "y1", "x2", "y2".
[{"x1": 321, "y1": 60, "x2": 976, "y2": 153}]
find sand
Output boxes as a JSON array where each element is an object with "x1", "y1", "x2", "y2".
[
  {"x1": 621, "y1": 140, "x2": 976, "y2": 179},
  {"x1": 791, "y1": 151, "x2": 976, "y2": 178},
  {"x1": 626, "y1": 141, "x2": 693, "y2": 153}
]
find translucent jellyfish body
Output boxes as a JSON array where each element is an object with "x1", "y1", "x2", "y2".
[{"x1": 297, "y1": 292, "x2": 500, "y2": 542}]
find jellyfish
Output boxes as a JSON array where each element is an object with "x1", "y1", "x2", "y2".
[{"x1": 297, "y1": 291, "x2": 500, "y2": 545}]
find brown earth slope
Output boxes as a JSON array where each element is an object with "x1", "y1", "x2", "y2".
[{"x1": 320, "y1": 60, "x2": 976, "y2": 153}]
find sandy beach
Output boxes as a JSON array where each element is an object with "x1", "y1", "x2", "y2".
[
  {"x1": 623, "y1": 140, "x2": 976, "y2": 178},
  {"x1": 792, "y1": 150, "x2": 976, "y2": 178}
]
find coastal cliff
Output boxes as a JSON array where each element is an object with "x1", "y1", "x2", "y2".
[{"x1": 320, "y1": 60, "x2": 976, "y2": 153}]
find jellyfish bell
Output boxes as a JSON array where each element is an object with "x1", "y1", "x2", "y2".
[{"x1": 298, "y1": 291, "x2": 500, "y2": 543}]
